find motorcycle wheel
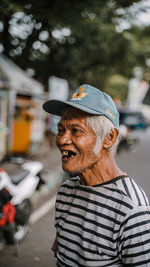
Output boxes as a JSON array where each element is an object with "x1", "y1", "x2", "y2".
[{"x1": 4, "y1": 199, "x2": 32, "y2": 244}]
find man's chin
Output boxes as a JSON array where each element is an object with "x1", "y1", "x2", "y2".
[
  {"x1": 62, "y1": 166, "x2": 76, "y2": 174},
  {"x1": 62, "y1": 164, "x2": 80, "y2": 175},
  {"x1": 62, "y1": 163, "x2": 96, "y2": 175}
]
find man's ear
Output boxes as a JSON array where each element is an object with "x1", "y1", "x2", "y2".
[{"x1": 103, "y1": 128, "x2": 119, "y2": 149}]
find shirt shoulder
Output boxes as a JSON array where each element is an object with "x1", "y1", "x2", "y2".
[
  {"x1": 114, "y1": 177, "x2": 149, "y2": 206},
  {"x1": 58, "y1": 176, "x2": 80, "y2": 191}
]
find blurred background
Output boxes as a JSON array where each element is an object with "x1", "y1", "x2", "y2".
[
  {"x1": 0, "y1": 0, "x2": 150, "y2": 266},
  {"x1": 0, "y1": 0, "x2": 150, "y2": 159}
]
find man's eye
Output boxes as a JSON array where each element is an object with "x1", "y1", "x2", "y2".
[
  {"x1": 72, "y1": 128, "x2": 81, "y2": 134},
  {"x1": 58, "y1": 127, "x2": 64, "y2": 134}
]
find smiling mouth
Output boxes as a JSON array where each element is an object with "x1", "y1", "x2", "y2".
[{"x1": 61, "y1": 150, "x2": 77, "y2": 161}]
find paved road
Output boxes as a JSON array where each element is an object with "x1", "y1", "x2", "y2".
[
  {"x1": 0, "y1": 127, "x2": 150, "y2": 267},
  {"x1": 0, "y1": 207, "x2": 57, "y2": 267},
  {"x1": 116, "y1": 127, "x2": 150, "y2": 200}
]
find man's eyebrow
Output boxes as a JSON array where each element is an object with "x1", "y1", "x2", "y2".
[
  {"x1": 58, "y1": 122, "x2": 84, "y2": 128},
  {"x1": 69, "y1": 123, "x2": 83, "y2": 127}
]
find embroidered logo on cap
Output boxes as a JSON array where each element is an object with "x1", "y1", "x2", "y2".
[
  {"x1": 106, "y1": 109, "x2": 115, "y2": 119},
  {"x1": 72, "y1": 86, "x2": 88, "y2": 100}
]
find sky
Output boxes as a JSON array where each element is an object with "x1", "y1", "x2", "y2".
[{"x1": 132, "y1": 0, "x2": 150, "y2": 26}]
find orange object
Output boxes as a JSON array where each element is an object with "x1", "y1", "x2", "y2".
[
  {"x1": 11, "y1": 119, "x2": 31, "y2": 153},
  {"x1": 11, "y1": 96, "x2": 34, "y2": 153}
]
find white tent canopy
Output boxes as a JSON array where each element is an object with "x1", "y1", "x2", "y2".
[{"x1": 0, "y1": 54, "x2": 44, "y2": 96}]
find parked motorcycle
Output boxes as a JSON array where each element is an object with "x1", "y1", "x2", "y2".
[{"x1": 0, "y1": 160, "x2": 44, "y2": 247}]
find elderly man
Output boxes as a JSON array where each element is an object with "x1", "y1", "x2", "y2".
[{"x1": 43, "y1": 84, "x2": 150, "y2": 266}]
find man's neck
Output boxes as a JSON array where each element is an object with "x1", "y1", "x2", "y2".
[{"x1": 79, "y1": 150, "x2": 125, "y2": 186}]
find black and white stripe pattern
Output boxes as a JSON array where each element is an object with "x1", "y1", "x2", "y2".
[{"x1": 55, "y1": 176, "x2": 150, "y2": 266}]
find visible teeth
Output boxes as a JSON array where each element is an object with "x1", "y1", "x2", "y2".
[{"x1": 62, "y1": 151, "x2": 69, "y2": 156}]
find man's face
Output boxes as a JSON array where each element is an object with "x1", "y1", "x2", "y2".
[{"x1": 56, "y1": 110, "x2": 101, "y2": 174}]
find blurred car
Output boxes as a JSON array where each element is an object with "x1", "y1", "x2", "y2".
[{"x1": 118, "y1": 109, "x2": 148, "y2": 130}]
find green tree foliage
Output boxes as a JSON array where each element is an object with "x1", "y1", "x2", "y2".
[
  {"x1": 0, "y1": 0, "x2": 149, "y2": 102},
  {"x1": 127, "y1": 25, "x2": 150, "y2": 82},
  {"x1": 105, "y1": 74, "x2": 128, "y2": 104}
]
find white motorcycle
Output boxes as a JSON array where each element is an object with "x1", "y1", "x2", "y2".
[{"x1": 0, "y1": 160, "x2": 44, "y2": 247}]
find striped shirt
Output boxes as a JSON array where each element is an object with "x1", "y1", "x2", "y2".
[{"x1": 55, "y1": 175, "x2": 150, "y2": 266}]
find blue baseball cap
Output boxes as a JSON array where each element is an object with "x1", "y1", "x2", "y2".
[{"x1": 43, "y1": 84, "x2": 119, "y2": 127}]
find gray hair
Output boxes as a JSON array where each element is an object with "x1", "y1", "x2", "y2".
[
  {"x1": 86, "y1": 115, "x2": 120, "y2": 156},
  {"x1": 61, "y1": 107, "x2": 120, "y2": 156}
]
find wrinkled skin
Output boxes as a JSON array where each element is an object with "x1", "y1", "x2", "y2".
[
  {"x1": 56, "y1": 109, "x2": 124, "y2": 186},
  {"x1": 56, "y1": 111, "x2": 100, "y2": 174}
]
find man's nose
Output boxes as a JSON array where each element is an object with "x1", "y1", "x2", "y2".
[{"x1": 57, "y1": 131, "x2": 72, "y2": 145}]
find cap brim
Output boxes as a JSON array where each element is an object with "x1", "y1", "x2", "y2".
[{"x1": 43, "y1": 99, "x2": 101, "y2": 116}]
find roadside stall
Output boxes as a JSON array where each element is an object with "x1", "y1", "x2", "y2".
[
  {"x1": 0, "y1": 65, "x2": 10, "y2": 160},
  {"x1": 0, "y1": 54, "x2": 45, "y2": 159}
]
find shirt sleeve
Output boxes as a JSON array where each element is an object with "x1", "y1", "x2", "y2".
[{"x1": 118, "y1": 206, "x2": 150, "y2": 266}]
